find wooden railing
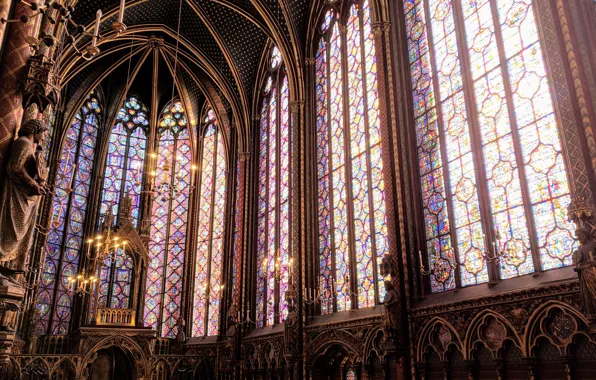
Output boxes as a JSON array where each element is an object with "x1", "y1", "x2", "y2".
[
  {"x1": 37, "y1": 334, "x2": 69, "y2": 354},
  {"x1": 96, "y1": 308, "x2": 136, "y2": 326},
  {"x1": 154, "y1": 337, "x2": 171, "y2": 355}
]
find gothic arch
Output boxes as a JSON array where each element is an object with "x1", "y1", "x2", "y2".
[
  {"x1": 524, "y1": 301, "x2": 592, "y2": 357},
  {"x1": 416, "y1": 318, "x2": 464, "y2": 362},
  {"x1": 306, "y1": 329, "x2": 363, "y2": 364},
  {"x1": 80, "y1": 335, "x2": 148, "y2": 379},
  {"x1": 362, "y1": 326, "x2": 386, "y2": 365},
  {"x1": 464, "y1": 310, "x2": 523, "y2": 360}
]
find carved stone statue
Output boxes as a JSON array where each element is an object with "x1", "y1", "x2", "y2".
[
  {"x1": 381, "y1": 280, "x2": 400, "y2": 335},
  {"x1": 175, "y1": 316, "x2": 186, "y2": 343},
  {"x1": 573, "y1": 227, "x2": 596, "y2": 319},
  {"x1": 0, "y1": 119, "x2": 48, "y2": 283},
  {"x1": 226, "y1": 303, "x2": 238, "y2": 338}
]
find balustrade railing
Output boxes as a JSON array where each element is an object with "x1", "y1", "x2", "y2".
[
  {"x1": 37, "y1": 334, "x2": 69, "y2": 354},
  {"x1": 96, "y1": 308, "x2": 136, "y2": 326}
]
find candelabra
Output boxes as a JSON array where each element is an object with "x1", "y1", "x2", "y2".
[
  {"x1": 304, "y1": 287, "x2": 323, "y2": 305},
  {"x1": 66, "y1": 269, "x2": 97, "y2": 296},
  {"x1": 1, "y1": 0, "x2": 129, "y2": 61}
]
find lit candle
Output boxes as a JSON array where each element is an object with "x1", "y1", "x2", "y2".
[
  {"x1": 418, "y1": 250, "x2": 423, "y2": 266},
  {"x1": 92, "y1": 10, "x2": 102, "y2": 47},
  {"x1": 118, "y1": 0, "x2": 126, "y2": 24}
]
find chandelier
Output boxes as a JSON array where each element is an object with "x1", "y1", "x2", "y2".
[
  {"x1": 149, "y1": 153, "x2": 184, "y2": 202},
  {"x1": 1, "y1": 0, "x2": 128, "y2": 61}
]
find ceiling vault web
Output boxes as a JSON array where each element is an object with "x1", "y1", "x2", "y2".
[
  {"x1": 53, "y1": 0, "x2": 311, "y2": 148},
  {"x1": 185, "y1": 0, "x2": 250, "y2": 132}
]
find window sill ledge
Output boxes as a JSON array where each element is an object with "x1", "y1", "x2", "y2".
[{"x1": 413, "y1": 266, "x2": 578, "y2": 311}]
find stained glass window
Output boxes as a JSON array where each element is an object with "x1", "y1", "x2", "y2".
[
  {"x1": 146, "y1": 100, "x2": 192, "y2": 337},
  {"x1": 36, "y1": 92, "x2": 102, "y2": 335},
  {"x1": 100, "y1": 96, "x2": 149, "y2": 227},
  {"x1": 256, "y1": 47, "x2": 291, "y2": 327},
  {"x1": 404, "y1": 0, "x2": 575, "y2": 292},
  {"x1": 346, "y1": 369, "x2": 357, "y2": 380},
  {"x1": 97, "y1": 247, "x2": 134, "y2": 309},
  {"x1": 316, "y1": 0, "x2": 387, "y2": 314},
  {"x1": 192, "y1": 109, "x2": 227, "y2": 337}
]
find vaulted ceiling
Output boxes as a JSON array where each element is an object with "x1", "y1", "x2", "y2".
[{"x1": 58, "y1": 0, "x2": 312, "y2": 149}]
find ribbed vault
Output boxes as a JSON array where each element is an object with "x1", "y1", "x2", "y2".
[{"x1": 55, "y1": 0, "x2": 311, "y2": 152}]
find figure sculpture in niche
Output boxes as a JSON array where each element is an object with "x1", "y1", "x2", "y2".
[
  {"x1": 381, "y1": 280, "x2": 400, "y2": 337},
  {"x1": 175, "y1": 316, "x2": 186, "y2": 343},
  {"x1": 0, "y1": 119, "x2": 48, "y2": 284},
  {"x1": 573, "y1": 226, "x2": 596, "y2": 319}
]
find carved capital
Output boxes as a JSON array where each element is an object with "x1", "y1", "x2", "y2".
[
  {"x1": 372, "y1": 22, "x2": 390, "y2": 36},
  {"x1": 568, "y1": 195, "x2": 596, "y2": 228},
  {"x1": 289, "y1": 101, "x2": 304, "y2": 115},
  {"x1": 305, "y1": 58, "x2": 315, "y2": 66},
  {"x1": 239, "y1": 151, "x2": 250, "y2": 162}
]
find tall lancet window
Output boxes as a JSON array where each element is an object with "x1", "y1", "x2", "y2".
[
  {"x1": 316, "y1": 0, "x2": 387, "y2": 315},
  {"x1": 256, "y1": 46, "x2": 291, "y2": 327},
  {"x1": 100, "y1": 96, "x2": 149, "y2": 226},
  {"x1": 36, "y1": 92, "x2": 102, "y2": 334},
  {"x1": 404, "y1": 0, "x2": 575, "y2": 293},
  {"x1": 192, "y1": 109, "x2": 227, "y2": 337},
  {"x1": 145, "y1": 100, "x2": 192, "y2": 337}
]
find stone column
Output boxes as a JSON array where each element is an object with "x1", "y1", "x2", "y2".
[
  {"x1": 233, "y1": 151, "x2": 250, "y2": 307},
  {"x1": 0, "y1": 0, "x2": 13, "y2": 56},
  {"x1": 0, "y1": 1, "x2": 38, "y2": 168},
  {"x1": 285, "y1": 100, "x2": 304, "y2": 379}
]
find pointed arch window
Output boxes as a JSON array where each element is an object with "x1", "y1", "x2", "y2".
[
  {"x1": 145, "y1": 100, "x2": 192, "y2": 337},
  {"x1": 403, "y1": 0, "x2": 575, "y2": 293},
  {"x1": 256, "y1": 46, "x2": 291, "y2": 327},
  {"x1": 192, "y1": 109, "x2": 227, "y2": 337},
  {"x1": 100, "y1": 96, "x2": 149, "y2": 227},
  {"x1": 97, "y1": 247, "x2": 134, "y2": 309},
  {"x1": 315, "y1": 0, "x2": 387, "y2": 315},
  {"x1": 36, "y1": 92, "x2": 102, "y2": 334}
]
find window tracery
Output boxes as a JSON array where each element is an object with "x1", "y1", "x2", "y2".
[
  {"x1": 404, "y1": 0, "x2": 575, "y2": 292},
  {"x1": 145, "y1": 100, "x2": 192, "y2": 337},
  {"x1": 315, "y1": 0, "x2": 387, "y2": 314},
  {"x1": 36, "y1": 92, "x2": 102, "y2": 334},
  {"x1": 256, "y1": 47, "x2": 291, "y2": 327},
  {"x1": 192, "y1": 109, "x2": 227, "y2": 337},
  {"x1": 100, "y1": 96, "x2": 149, "y2": 227},
  {"x1": 97, "y1": 247, "x2": 134, "y2": 309}
]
